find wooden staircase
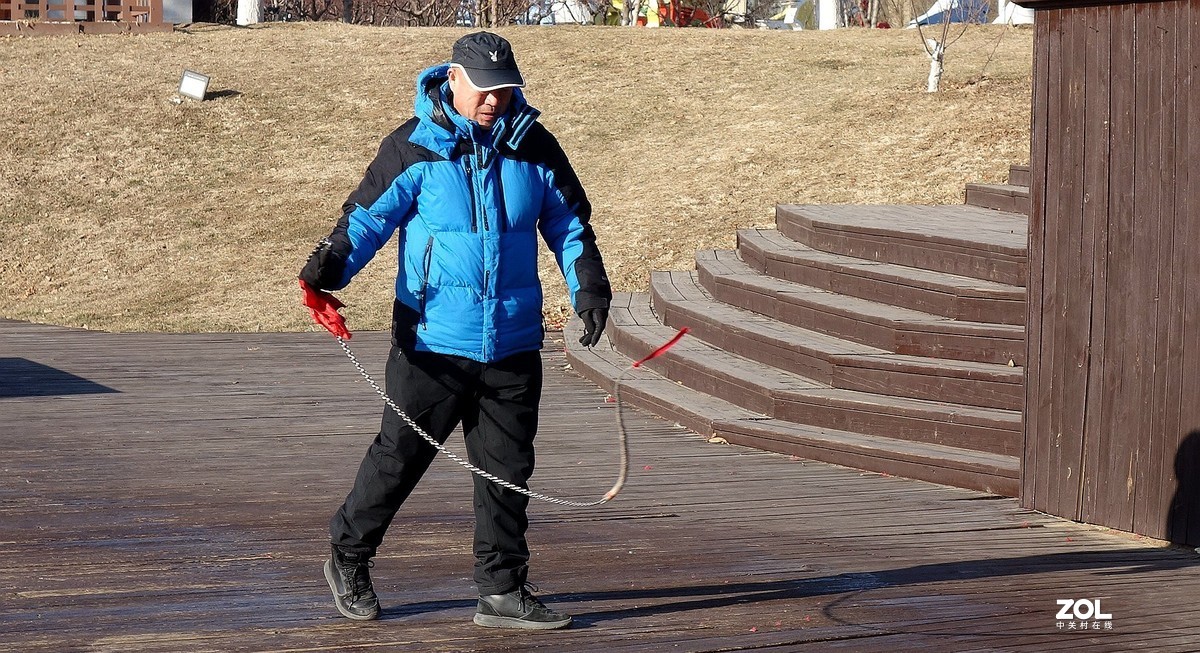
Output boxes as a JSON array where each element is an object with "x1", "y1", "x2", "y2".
[{"x1": 566, "y1": 165, "x2": 1031, "y2": 496}]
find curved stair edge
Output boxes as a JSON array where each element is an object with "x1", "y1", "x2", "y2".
[{"x1": 563, "y1": 317, "x2": 1019, "y2": 497}]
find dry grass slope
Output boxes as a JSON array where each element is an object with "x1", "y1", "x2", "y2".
[{"x1": 1, "y1": 23, "x2": 1032, "y2": 334}]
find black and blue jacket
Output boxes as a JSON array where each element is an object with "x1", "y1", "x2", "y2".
[{"x1": 318, "y1": 63, "x2": 610, "y2": 363}]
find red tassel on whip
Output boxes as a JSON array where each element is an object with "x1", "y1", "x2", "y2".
[{"x1": 631, "y1": 327, "x2": 690, "y2": 368}]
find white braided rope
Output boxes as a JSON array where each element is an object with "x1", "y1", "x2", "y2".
[{"x1": 336, "y1": 337, "x2": 629, "y2": 507}]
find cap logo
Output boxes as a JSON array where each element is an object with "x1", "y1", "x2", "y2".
[{"x1": 489, "y1": 50, "x2": 499, "y2": 62}]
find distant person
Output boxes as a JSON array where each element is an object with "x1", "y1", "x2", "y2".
[{"x1": 298, "y1": 31, "x2": 611, "y2": 629}]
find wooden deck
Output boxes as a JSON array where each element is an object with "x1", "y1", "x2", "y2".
[{"x1": 3, "y1": 319, "x2": 1200, "y2": 651}]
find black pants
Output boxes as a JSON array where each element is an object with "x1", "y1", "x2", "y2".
[{"x1": 329, "y1": 346, "x2": 542, "y2": 595}]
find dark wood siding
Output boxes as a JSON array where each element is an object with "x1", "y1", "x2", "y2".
[{"x1": 1023, "y1": 0, "x2": 1200, "y2": 543}]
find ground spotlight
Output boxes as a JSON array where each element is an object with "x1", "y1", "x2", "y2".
[{"x1": 178, "y1": 70, "x2": 210, "y2": 101}]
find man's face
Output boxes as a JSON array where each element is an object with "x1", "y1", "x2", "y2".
[{"x1": 448, "y1": 67, "x2": 513, "y2": 130}]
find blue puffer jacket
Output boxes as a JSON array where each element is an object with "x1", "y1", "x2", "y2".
[{"x1": 312, "y1": 64, "x2": 610, "y2": 363}]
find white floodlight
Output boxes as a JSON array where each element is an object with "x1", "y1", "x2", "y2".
[{"x1": 178, "y1": 70, "x2": 211, "y2": 101}]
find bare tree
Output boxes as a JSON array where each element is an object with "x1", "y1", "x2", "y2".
[
  {"x1": 910, "y1": 0, "x2": 974, "y2": 92},
  {"x1": 865, "y1": 0, "x2": 879, "y2": 26},
  {"x1": 620, "y1": 0, "x2": 640, "y2": 25},
  {"x1": 473, "y1": 0, "x2": 527, "y2": 25},
  {"x1": 344, "y1": 0, "x2": 472, "y2": 25}
]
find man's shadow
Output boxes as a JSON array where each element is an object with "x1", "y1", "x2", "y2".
[
  {"x1": 380, "y1": 546, "x2": 1198, "y2": 626},
  {"x1": 1167, "y1": 431, "x2": 1200, "y2": 545}
]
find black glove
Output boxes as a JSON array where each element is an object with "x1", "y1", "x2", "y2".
[
  {"x1": 299, "y1": 238, "x2": 348, "y2": 291},
  {"x1": 578, "y1": 307, "x2": 608, "y2": 347}
]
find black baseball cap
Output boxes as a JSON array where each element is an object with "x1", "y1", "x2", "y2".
[{"x1": 450, "y1": 32, "x2": 525, "y2": 92}]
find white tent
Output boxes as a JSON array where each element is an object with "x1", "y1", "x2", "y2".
[
  {"x1": 906, "y1": 0, "x2": 989, "y2": 27},
  {"x1": 528, "y1": 0, "x2": 594, "y2": 24},
  {"x1": 993, "y1": 0, "x2": 1034, "y2": 25}
]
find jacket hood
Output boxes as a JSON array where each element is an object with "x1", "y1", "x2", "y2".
[{"x1": 412, "y1": 63, "x2": 541, "y2": 156}]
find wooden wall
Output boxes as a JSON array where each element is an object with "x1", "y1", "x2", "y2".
[
  {"x1": 0, "y1": 0, "x2": 166, "y2": 27},
  {"x1": 1023, "y1": 0, "x2": 1200, "y2": 543}
]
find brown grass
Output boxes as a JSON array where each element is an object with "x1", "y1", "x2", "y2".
[{"x1": 0, "y1": 23, "x2": 1032, "y2": 334}]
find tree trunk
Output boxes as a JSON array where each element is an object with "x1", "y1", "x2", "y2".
[
  {"x1": 817, "y1": 0, "x2": 836, "y2": 28},
  {"x1": 236, "y1": 0, "x2": 261, "y2": 24},
  {"x1": 623, "y1": 0, "x2": 638, "y2": 25},
  {"x1": 926, "y1": 39, "x2": 945, "y2": 92}
]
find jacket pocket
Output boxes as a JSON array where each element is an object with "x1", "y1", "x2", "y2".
[{"x1": 417, "y1": 235, "x2": 434, "y2": 329}]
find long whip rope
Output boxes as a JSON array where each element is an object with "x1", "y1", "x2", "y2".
[{"x1": 334, "y1": 328, "x2": 688, "y2": 507}]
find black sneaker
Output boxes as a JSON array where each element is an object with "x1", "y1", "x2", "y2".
[
  {"x1": 473, "y1": 583, "x2": 572, "y2": 630},
  {"x1": 323, "y1": 545, "x2": 381, "y2": 621}
]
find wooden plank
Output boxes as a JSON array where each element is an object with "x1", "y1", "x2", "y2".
[
  {"x1": 1154, "y1": 0, "x2": 1196, "y2": 545},
  {"x1": 744, "y1": 230, "x2": 1027, "y2": 326},
  {"x1": 654, "y1": 278, "x2": 1024, "y2": 411},
  {"x1": 712, "y1": 418, "x2": 1020, "y2": 496},
  {"x1": 1009, "y1": 165, "x2": 1032, "y2": 187},
  {"x1": 1184, "y1": 0, "x2": 1200, "y2": 547},
  {"x1": 1078, "y1": 2, "x2": 1113, "y2": 536},
  {"x1": 1023, "y1": 6, "x2": 1053, "y2": 511},
  {"x1": 777, "y1": 205, "x2": 1028, "y2": 286},
  {"x1": 1141, "y1": 0, "x2": 1182, "y2": 542},
  {"x1": 1155, "y1": 0, "x2": 1187, "y2": 546},
  {"x1": 785, "y1": 204, "x2": 1029, "y2": 255},
  {"x1": 1050, "y1": 5, "x2": 1090, "y2": 523},
  {"x1": 1128, "y1": 0, "x2": 1166, "y2": 538},
  {"x1": 1093, "y1": 1, "x2": 1139, "y2": 535},
  {"x1": 1039, "y1": 7, "x2": 1067, "y2": 519},
  {"x1": 775, "y1": 392, "x2": 1021, "y2": 457},
  {"x1": 696, "y1": 252, "x2": 1025, "y2": 365}
]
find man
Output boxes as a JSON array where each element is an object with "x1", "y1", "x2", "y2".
[{"x1": 298, "y1": 32, "x2": 610, "y2": 629}]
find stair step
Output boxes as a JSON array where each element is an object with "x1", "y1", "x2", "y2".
[
  {"x1": 1008, "y1": 164, "x2": 1030, "y2": 187},
  {"x1": 651, "y1": 271, "x2": 1024, "y2": 411},
  {"x1": 695, "y1": 249, "x2": 1025, "y2": 365},
  {"x1": 607, "y1": 292, "x2": 1021, "y2": 456},
  {"x1": 715, "y1": 418, "x2": 1019, "y2": 496},
  {"x1": 775, "y1": 204, "x2": 1028, "y2": 286},
  {"x1": 965, "y1": 183, "x2": 1032, "y2": 216},
  {"x1": 563, "y1": 319, "x2": 1019, "y2": 497},
  {"x1": 737, "y1": 228, "x2": 1026, "y2": 326},
  {"x1": 563, "y1": 321, "x2": 768, "y2": 439}
]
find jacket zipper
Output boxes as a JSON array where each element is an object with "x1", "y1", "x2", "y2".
[
  {"x1": 418, "y1": 235, "x2": 434, "y2": 329},
  {"x1": 475, "y1": 145, "x2": 490, "y2": 232},
  {"x1": 494, "y1": 162, "x2": 506, "y2": 233},
  {"x1": 464, "y1": 157, "x2": 478, "y2": 232}
]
